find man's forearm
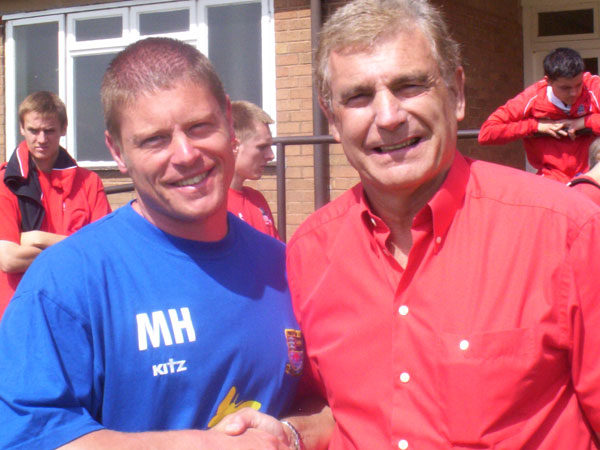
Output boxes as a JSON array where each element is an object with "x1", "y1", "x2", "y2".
[
  {"x1": 20, "y1": 230, "x2": 67, "y2": 249},
  {"x1": 0, "y1": 240, "x2": 42, "y2": 273},
  {"x1": 282, "y1": 397, "x2": 334, "y2": 450},
  {"x1": 59, "y1": 427, "x2": 290, "y2": 449}
]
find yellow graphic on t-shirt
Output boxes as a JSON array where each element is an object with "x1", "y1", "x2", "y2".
[{"x1": 207, "y1": 386, "x2": 262, "y2": 427}]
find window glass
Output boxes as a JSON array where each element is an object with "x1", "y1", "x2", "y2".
[
  {"x1": 75, "y1": 16, "x2": 122, "y2": 41},
  {"x1": 584, "y1": 58, "x2": 599, "y2": 75},
  {"x1": 139, "y1": 9, "x2": 189, "y2": 35},
  {"x1": 208, "y1": 3, "x2": 262, "y2": 106},
  {"x1": 73, "y1": 53, "x2": 118, "y2": 161},
  {"x1": 13, "y1": 22, "x2": 59, "y2": 145},
  {"x1": 538, "y1": 9, "x2": 594, "y2": 36}
]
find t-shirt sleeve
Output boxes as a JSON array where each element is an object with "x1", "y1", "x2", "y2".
[{"x1": 0, "y1": 287, "x2": 103, "y2": 449}]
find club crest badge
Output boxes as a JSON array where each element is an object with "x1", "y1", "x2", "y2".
[{"x1": 285, "y1": 329, "x2": 304, "y2": 376}]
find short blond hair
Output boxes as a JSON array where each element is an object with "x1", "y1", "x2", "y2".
[
  {"x1": 18, "y1": 91, "x2": 68, "y2": 129},
  {"x1": 101, "y1": 37, "x2": 227, "y2": 145},
  {"x1": 231, "y1": 100, "x2": 274, "y2": 142},
  {"x1": 315, "y1": 0, "x2": 461, "y2": 110}
]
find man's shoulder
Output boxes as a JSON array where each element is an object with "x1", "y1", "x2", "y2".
[
  {"x1": 468, "y1": 158, "x2": 599, "y2": 223},
  {"x1": 241, "y1": 185, "x2": 269, "y2": 203},
  {"x1": 288, "y1": 184, "x2": 362, "y2": 249},
  {"x1": 71, "y1": 165, "x2": 103, "y2": 182}
]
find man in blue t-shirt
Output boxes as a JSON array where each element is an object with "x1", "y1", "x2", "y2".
[{"x1": 0, "y1": 37, "x2": 332, "y2": 449}]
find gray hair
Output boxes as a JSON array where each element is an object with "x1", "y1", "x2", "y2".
[{"x1": 315, "y1": 0, "x2": 461, "y2": 109}]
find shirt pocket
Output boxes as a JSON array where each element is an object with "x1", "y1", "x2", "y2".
[{"x1": 435, "y1": 328, "x2": 538, "y2": 446}]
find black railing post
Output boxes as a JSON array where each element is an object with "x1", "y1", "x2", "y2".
[{"x1": 276, "y1": 142, "x2": 287, "y2": 241}]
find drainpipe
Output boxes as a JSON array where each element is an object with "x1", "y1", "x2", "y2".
[{"x1": 311, "y1": 0, "x2": 330, "y2": 209}]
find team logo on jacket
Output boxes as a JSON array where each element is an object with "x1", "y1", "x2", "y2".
[
  {"x1": 285, "y1": 329, "x2": 304, "y2": 376},
  {"x1": 577, "y1": 104, "x2": 586, "y2": 116}
]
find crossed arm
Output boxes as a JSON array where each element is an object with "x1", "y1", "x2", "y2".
[{"x1": 0, "y1": 231, "x2": 66, "y2": 274}]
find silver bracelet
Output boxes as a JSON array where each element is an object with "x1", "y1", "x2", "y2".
[{"x1": 281, "y1": 420, "x2": 304, "y2": 450}]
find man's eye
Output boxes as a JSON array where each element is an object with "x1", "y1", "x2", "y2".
[
  {"x1": 343, "y1": 93, "x2": 371, "y2": 106},
  {"x1": 396, "y1": 84, "x2": 427, "y2": 98},
  {"x1": 188, "y1": 123, "x2": 212, "y2": 138},
  {"x1": 141, "y1": 135, "x2": 167, "y2": 148}
]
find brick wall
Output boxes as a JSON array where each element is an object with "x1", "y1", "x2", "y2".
[{"x1": 435, "y1": 0, "x2": 524, "y2": 169}]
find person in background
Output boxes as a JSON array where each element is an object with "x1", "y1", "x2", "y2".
[
  {"x1": 286, "y1": 0, "x2": 600, "y2": 448},
  {"x1": 568, "y1": 137, "x2": 600, "y2": 206},
  {"x1": 0, "y1": 38, "x2": 332, "y2": 449},
  {"x1": 478, "y1": 47, "x2": 600, "y2": 182},
  {"x1": 0, "y1": 91, "x2": 111, "y2": 318},
  {"x1": 229, "y1": 100, "x2": 280, "y2": 240}
]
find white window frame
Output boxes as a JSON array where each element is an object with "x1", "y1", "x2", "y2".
[
  {"x1": 5, "y1": 14, "x2": 66, "y2": 157},
  {"x1": 522, "y1": 1, "x2": 600, "y2": 86},
  {"x1": 4, "y1": 0, "x2": 276, "y2": 166}
]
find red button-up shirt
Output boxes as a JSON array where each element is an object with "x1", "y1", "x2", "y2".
[{"x1": 287, "y1": 152, "x2": 600, "y2": 449}]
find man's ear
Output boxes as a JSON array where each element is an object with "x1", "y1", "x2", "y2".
[
  {"x1": 318, "y1": 96, "x2": 341, "y2": 142},
  {"x1": 454, "y1": 66, "x2": 466, "y2": 122},
  {"x1": 105, "y1": 131, "x2": 128, "y2": 175},
  {"x1": 224, "y1": 95, "x2": 235, "y2": 146}
]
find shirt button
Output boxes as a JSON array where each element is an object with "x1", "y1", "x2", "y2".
[
  {"x1": 400, "y1": 372, "x2": 410, "y2": 383},
  {"x1": 435, "y1": 236, "x2": 442, "y2": 244},
  {"x1": 459, "y1": 339, "x2": 469, "y2": 351},
  {"x1": 398, "y1": 439, "x2": 409, "y2": 449},
  {"x1": 398, "y1": 305, "x2": 409, "y2": 316}
]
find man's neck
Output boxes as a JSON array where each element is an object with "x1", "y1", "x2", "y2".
[{"x1": 230, "y1": 175, "x2": 245, "y2": 192}]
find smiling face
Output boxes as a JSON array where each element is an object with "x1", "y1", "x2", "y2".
[
  {"x1": 547, "y1": 72, "x2": 584, "y2": 106},
  {"x1": 105, "y1": 81, "x2": 235, "y2": 241},
  {"x1": 322, "y1": 28, "x2": 465, "y2": 205},
  {"x1": 20, "y1": 111, "x2": 66, "y2": 173},
  {"x1": 232, "y1": 121, "x2": 274, "y2": 187}
]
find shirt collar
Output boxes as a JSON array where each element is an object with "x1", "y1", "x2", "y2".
[{"x1": 358, "y1": 150, "x2": 469, "y2": 246}]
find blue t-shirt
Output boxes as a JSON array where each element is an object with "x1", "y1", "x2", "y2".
[{"x1": 0, "y1": 204, "x2": 302, "y2": 449}]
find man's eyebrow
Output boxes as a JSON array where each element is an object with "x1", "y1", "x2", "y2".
[
  {"x1": 388, "y1": 73, "x2": 434, "y2": 87},
  {"x1": 337, "y1": 84, "x2": 374, "y2": 102}
]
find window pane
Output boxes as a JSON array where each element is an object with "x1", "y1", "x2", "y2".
[
  {"x1": 73, "y1": 53, "x2": 117, "y2": 161},
  {"x1": 139, "y1": 9, "x2": 189, "y2": 35},
  {"x1": 538, "y1": 9, "x2": 594, "y2": 36},
  {"x1": 208, "y1": 3, "x2": 262, "y2": 106},
  {"x1": 75, "y1": 16, "x2": 122, "y2": 41},
  {"x1": 584, "y1": 58, "x2": 598, "y2": 75},
  {"x1": 13, "y1": 22, "x2": 59, "y2": 145}
]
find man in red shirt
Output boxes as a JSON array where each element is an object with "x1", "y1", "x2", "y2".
[
  {"x1": 0, "y1": 91, "x2": 111, "y2": 317},
  {"x1": 287, "y1": 0, "x2": 600, "y2": 448},
  {"x1": 478, "y1": 47, "x2": 600, "y2": 182},
  {"x1": 228, "y1": 101, "x2": 280, "y2": 239}
]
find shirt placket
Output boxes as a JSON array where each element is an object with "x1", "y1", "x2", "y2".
[{"x1": 389, "y1": 217, "x2": 435, "y2": 449}]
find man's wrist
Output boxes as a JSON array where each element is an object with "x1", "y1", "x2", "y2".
[{"x1": 281, "y1": 420, "x2": 305, "y2": 450}]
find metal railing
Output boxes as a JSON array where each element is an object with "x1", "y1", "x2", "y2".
[{"x1": 105, "y1": 129, "x2": 480, "y2": 241}]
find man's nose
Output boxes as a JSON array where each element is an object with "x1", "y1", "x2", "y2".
[
  {"x1": 374, "y1": 90, "x2": 408, "y2": 131},
  {"x1": 170, "y1": 133, "x2": 197, "y2": 165},
  {"x1": 265, "y1": 146, "x2": 275, "y2": 161}
]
